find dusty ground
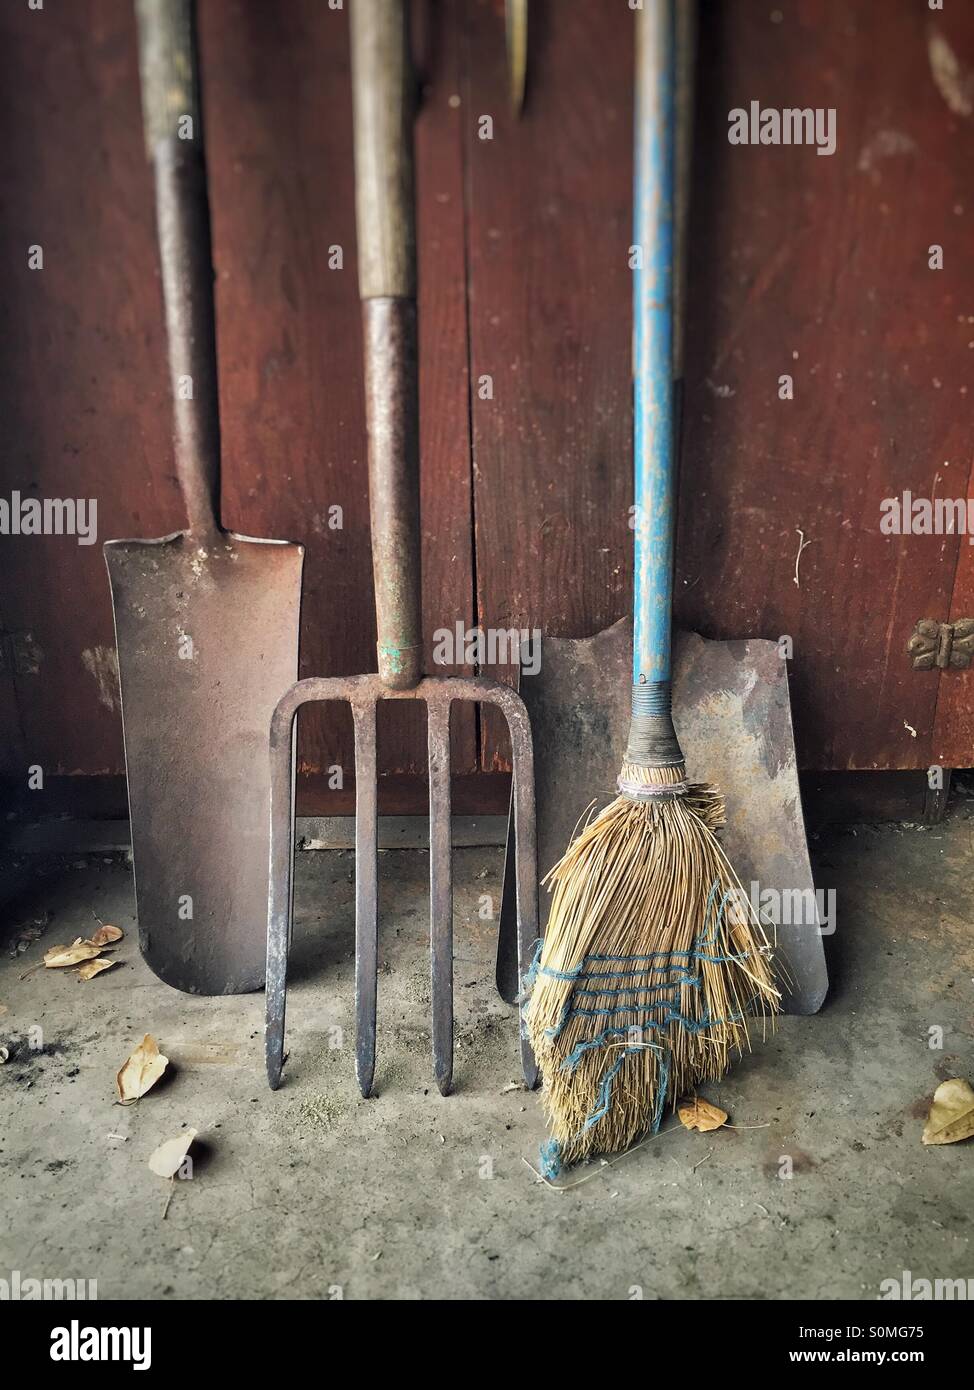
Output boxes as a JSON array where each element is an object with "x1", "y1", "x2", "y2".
[{"x1": 0, "y1": 813, "x2": 972, "y2": 1301}]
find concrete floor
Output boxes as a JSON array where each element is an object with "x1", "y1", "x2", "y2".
[{"x1": 0, "y1": 812, "x2": 972, "y2": 1301}]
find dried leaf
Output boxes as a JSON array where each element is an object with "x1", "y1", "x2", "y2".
[
  {"x1": 678, "y1": 1097, "x2": 728, "y2": 1133},
  {"x1": 78, "y1": 958, "x2": 117, "y2": 981},
  {"x1": 149, "y1": 1128, "x2": 197, "y2": 1179},
  {"x1": 922, "y1": 1078, "x2": 974, "y2": 1145},
  {"x1": 116, "y1": 1034, "x2": 168, "y2": 1103},
  {"x1": 88, "y1": 923, "x2": 123, "y2": 947},
  {"x1": 44, "y1": 941, "x2": 102, "y2": 969}
]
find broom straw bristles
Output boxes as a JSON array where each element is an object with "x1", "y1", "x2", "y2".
[{"x1": 524, "y1": 761, "x2": 780, "y2": 1173}]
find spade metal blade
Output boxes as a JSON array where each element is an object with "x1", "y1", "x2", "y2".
[
  {"x1": 498, "y1": 618, "x2": 828, "y2": 1016},
  {"x1": 110, "y1": 0, "x2": 305, "y2": 995},
  {"x1": 106, "y1": 530, "x2": 302, "y2": 994}
]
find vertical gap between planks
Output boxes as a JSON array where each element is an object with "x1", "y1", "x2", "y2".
[{"x1": 457, "y1": 0, "x2": 484, "y2": 774}]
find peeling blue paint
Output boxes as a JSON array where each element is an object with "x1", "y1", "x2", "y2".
[{"x1": 632, "y1": 0, "x2": 676, "y2": 686}]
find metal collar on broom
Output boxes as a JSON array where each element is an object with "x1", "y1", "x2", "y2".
[{"x1": 522, "y1": 0, "x2": 779, "y2": 1178}]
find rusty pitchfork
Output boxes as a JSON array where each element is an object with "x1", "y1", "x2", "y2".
[{"x1": 265, "y1": 0, "x2": 538, "y2": 1098}]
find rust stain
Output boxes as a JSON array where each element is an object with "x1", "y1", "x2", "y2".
[{"x1": 81, "y1": 645, "x2": 119, "y2": 713}]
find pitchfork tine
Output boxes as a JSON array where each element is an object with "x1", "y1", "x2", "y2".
[
  {"x1": 265, "y1": 674, "x2": 538, "y2": 1093},
  {"x1": 353, "y1": 700, "x2": 379, "y2": 1098},
  {"x1": 427, "y1": 698, "x2": 454, "y2": 1094},
  {"x1": 265, "y1": 693, "x2": 298, "y2": 1091}
]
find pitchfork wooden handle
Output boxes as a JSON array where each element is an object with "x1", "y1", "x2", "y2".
[
  {"x1": 351, "y1": 0, "x2": 423, "y2": 690},
  {"x1": 350, "y1": 0, "x2": 417, "y2": 300},
  {"x1": 135, "y1": 0, "x2": 222, "y2": 541}
]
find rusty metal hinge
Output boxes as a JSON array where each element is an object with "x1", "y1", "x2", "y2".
[{"x1": 908, "y1": 618, "x2": 974, "y2": 670}]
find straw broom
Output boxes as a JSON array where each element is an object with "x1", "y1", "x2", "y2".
[{"x1": 523, "y1": 0, "x2": 779, "y2": 1178}]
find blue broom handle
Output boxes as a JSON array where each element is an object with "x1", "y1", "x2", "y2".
[{"x1": 632, "y1": 0, "x2": 677, "y2": 689}]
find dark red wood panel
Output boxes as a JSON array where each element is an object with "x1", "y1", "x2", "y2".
[
  {"x1": 467, "y1": 0, "x2": 974, "y2": 774},
  {"x1": 193, "y1": 0, "x2": 476, "y2": 784},
  {"x1": 198, "y1": 0, "x2": 371, "y2": 785},
  {"x1": 464, "y1": 0, "x2": 636, "y2": 770},
  {"x1": 414, "y1": 0, "x2": 478, "y2": 774},
  {"x1": 0, "y1": 0, "x2": 171, "y2": 780},
  {"x1": 930, "y1": 2, "x2": 974, "y2": 768},
  {"x1": 676, "y1": 0, "x2": 973, "y2": 770},
  {"x1": 0, "y1": 0, "x2": 476, "y2": 802},
  {"x1": 3, "y1": 0, "x2": 974, "y2": 807}
]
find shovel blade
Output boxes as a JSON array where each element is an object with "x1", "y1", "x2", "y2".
[
  {"x1": 498, "y1": 618, "x2": 827, "y2": 1015},
  {"x1": 106, "y1": 529, "x2": 303, "y2": 995}
]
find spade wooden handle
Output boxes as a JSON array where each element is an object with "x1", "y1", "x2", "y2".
[{"x1": 135, "y1": 0, "x2": 222, "y2": 539}]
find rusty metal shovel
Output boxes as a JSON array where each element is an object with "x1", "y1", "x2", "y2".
[
  {"x1": 497, "y1": 624, "x2": 829, "y2": 1016},
  {"x1": 104, "y1": 0, "x2": 303, "y2": 995},
  {"x1": 264, "y1": 0, "x2": 538, "y2": 1097},
  {"x1": 497, "y1": 1, "x2": 827, "y2": 1019}
]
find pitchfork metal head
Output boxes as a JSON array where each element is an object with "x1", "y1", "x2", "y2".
[{"x1": 265, "y1": 673, "x2": 538, "y2": 1098}]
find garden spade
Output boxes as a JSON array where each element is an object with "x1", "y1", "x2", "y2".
[
  {"x1": 497, "y1": 623, "x2": 829, "y2": 1016},
  {"x1": 105, "y1": 0, "x2": 303, "y2": 994}
]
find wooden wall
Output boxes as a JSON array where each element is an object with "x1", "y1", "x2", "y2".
[{"x1": 1, "y1": 0, "x2": 973, "y2": 814}]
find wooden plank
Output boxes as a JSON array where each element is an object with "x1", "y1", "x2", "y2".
[
  {"x1": 199, "y1": 0, "x2": 475, "y2": 796},
  {"x1": 799, "y1": 770, "x2": 944, "y2": 829},
  {"x1": 0, "y1": 1, "x2": 473, "y2": 807},
  {"x1": 0, "y1": 0, "x2": 172, "y2": 780},
  {"x1": 4, "y1": 813, "x2": 510, "y2": 854},
  {"x1": 3, "y1": 0, "x2": 973, "y2": 800},
  {"x1": 0, "y1": 639, "x2": 26, "y2": 778},
  {"x1": 676, "y1": 0, "x2": 971, "y2": 770},
  {"x1": 198, "y1": 0, "x2": 371, "y2": 787},
  {"x1": 414, "y1": 0, "x2": 478, "y2": 776},
  {"x1": 464, "y1": 0, "x2": 635, "y2": 771},
  {"x1": 929, "y1": 0, "x2": 974, "y2": 766},
  {"x1": 0, "y1": 771, "x2": 511, "y2": 823},
  {"x1": 9, "y1": 770, "x2": 954, "y2": 849},
  {"x1": 466, "y1": 0, "x2": 974, "y2": 774}
]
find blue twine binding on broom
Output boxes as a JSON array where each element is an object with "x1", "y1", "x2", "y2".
[
  {"x1": 574, "y1": 976, "x2": 701, "y2": 997},
  {"x1": 539, "y1": 1138, "x2": 563, "y2": 1180},
  {"x1": 540, "y1": 961, "x2": 702, "y2": 983},
  {"x1": 553, "y1": 996, "x2": 746, "y2": 1031},
  {"x1": 528, "y1": 878, "x2": 765, "y2": 1180},
  {"x1": 580, "y1": 1049, "x2": 631, "y2": 1131},
  {"x1": 517, "y1": 939, "x2": 545, "y2": 1039},
  {"x1": 519, "y1": 938, "x2": 544, "y2": 998}
]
